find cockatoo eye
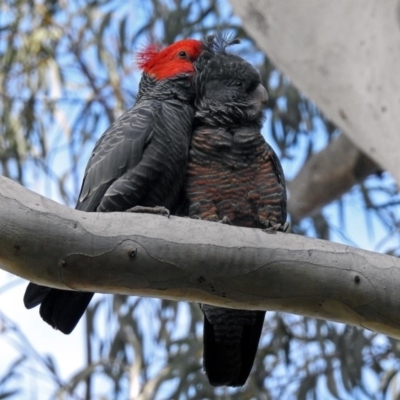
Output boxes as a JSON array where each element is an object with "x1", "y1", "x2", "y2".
[{"x1": 178, "y1": 51, "x2": 188, "y2": 58}]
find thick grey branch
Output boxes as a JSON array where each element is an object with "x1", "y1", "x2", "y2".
[
  {"x1": 288, "y1": 135, "x2": 380, "y2": 220},
  {"x1": 1, "y1": 176, "x2": 400, "y2": 339}
]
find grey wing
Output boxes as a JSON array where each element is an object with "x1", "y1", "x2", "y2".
[
  {"x1": 23, "y1": 100, "x2": 159, "y2": 334},
  {"x1": 97, "y1": 99, "x2": 194, "y2": 212},
  {"x1": 76, "y1": 101, "x2": 157, "y2": 212}
]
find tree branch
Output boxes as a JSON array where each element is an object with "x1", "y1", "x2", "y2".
[
  {"x1": 288, "y1": 134, "x2": 380, "y2": 220},
  {"x1": 230, "y1": 0, "x2": 400, "y2": 187},
  {"x1": 1, "y1": 175, "x2": 400, "y2": 339}
]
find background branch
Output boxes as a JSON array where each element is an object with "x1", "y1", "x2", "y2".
[{"x1": 288, "y1": 135, "x2": 380, "y2": 220}]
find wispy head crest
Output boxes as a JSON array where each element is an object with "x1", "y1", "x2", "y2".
[
  {"x1": 136, "y1": 43, "x2": 163, "y2": 69},
  {"x1": 206, "y1": 32, "x2": 240, "y2": 54}
]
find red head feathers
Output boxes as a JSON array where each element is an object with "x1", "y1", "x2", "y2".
[{"x1": 136, "y1": 39, "x2": 203, "y2": 80}]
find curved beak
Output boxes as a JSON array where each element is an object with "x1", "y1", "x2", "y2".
[{"x1": 252, "y1": 84, "x2": 268, "y2": 107}]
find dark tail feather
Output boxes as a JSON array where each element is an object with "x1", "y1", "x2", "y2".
[
  {"x1": 234, "y1": 310, "x2": 266, "y2": 386},
  {"x1": 39, "y1": 290, "x2": 94, "y2": 334},
  {"x1": 24, "y1": 283, "x2": 51, "y2": 309},
  {"x1": 23, "y1": 283, "x2": 93, "y2": 334},
  {"x1": 201, "y1": 305, "x2": 265, "y2": 387}
]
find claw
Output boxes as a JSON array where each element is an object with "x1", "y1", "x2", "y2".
[
  {"x1": 218, "y1": 216, "x2": 232, "y2": 225},
  {"x1": 126, "y1": 205, "x2": 170, "y2": 218},
  {"x1": 262, "y1": 220, "x2": 290, "y2": 233}
]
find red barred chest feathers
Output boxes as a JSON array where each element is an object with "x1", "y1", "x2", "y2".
[{"x1": 186, "y1": 127, "x2": 286, "y2": 227}]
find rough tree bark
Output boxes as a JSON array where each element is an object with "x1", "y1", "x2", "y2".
[{"x1": 1, "y1": 176, "x2": 400, "y2": 340}]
